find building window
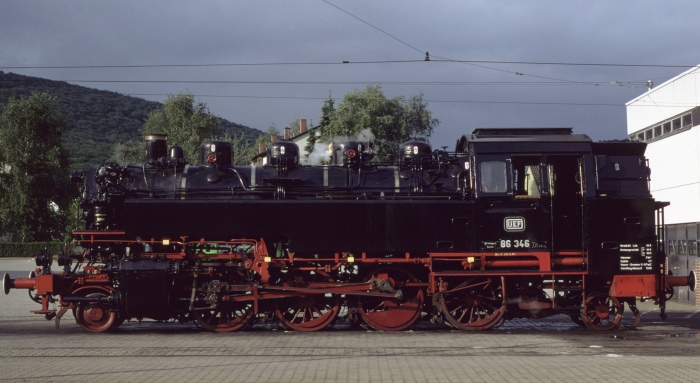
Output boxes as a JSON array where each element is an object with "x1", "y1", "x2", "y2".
[
  {"x1": 673, "y1": 117, "x2": 682, "y2": 130},
  {"x1": 682, "y1": 113, "x2": 692, "y2": 127},
  {"x1": 663, "y1": 122, "x2": 672, "y2": 134},
  {"x1": 631, "y1": 111, "x2": 695, "y2": 142}
]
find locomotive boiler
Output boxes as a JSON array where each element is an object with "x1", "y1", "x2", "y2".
[{"x1": 3, "y1": 128, "x2": 696, "y2": 332}]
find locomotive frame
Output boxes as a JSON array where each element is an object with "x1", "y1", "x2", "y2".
[{"x1": 3, "y1": 128, "x2": 696, "y2": 332}]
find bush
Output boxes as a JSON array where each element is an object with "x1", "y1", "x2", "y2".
[{"x1": 0, "y1": 242, "x2": 67, "y2": 258}]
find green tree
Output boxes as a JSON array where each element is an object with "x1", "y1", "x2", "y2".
[
  {"x1": 0, "y1": 92, "x2": 73, "y2": 241},
  {"x1": 109, "y1": 139, "x2": 143, "y2": 165},
  {"x1": 319, "y1": 85, "x2": 438, "y2": 162},
  {"x1": 230, "y1": 132, "x2": 261, "y2": 166},
  {"x1": 266, "y1": 124, "x2": 280, "y2": 139},
  {"x1": 286, "y1": 118, "x2": 310, "y2": 137},
  {"x1": 142, "y1": 92, "x2": 223, "y2": 163}
]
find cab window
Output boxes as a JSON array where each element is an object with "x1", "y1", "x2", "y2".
[{"x1": 480, "y1": 161, "x2": 507, "y2": 193}]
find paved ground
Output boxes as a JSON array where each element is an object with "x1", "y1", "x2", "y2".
[{"x1": 2, "y1": 258, "x2": 700, "y2": 383}]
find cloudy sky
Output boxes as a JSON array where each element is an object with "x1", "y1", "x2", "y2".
[{"x1": 2, "y1": 0, "x2": 699, "y2": 148}]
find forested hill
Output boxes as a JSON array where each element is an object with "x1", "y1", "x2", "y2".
[{"x1": 0, "y1": 71, "x2": 263, "y2": 171}]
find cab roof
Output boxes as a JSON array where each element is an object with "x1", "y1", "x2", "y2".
[{"x1": 457, "y1": 128, "x2": 592, "y2": 154}]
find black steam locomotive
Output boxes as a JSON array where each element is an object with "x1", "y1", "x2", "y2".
[{"x1": 3, "y1": 128, "x2": 696, "y2": 332}]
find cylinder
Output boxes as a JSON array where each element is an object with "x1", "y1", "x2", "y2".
[{"x1": 481, "y1": 257, "x2": 585, "y2": 269}]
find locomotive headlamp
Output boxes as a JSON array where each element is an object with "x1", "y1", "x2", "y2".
[
  {"x1": 210, "y1": 144, "x2": 216, "y2": 153},
  {"x1": 413, "y1": 145, "x2": 419, "y2": 155}
]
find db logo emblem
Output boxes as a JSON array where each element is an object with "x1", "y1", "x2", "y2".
[{"x1": 504, "y1": 217, "x2": 525, "y2": 232}]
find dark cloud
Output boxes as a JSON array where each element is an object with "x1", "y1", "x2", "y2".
[{"x1": 2, "y1": 0, "x2": 698, "y2": 147}]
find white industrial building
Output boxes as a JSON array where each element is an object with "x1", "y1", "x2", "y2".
[{"x1": 626, "y1": 65, "x2": 700, "y2": 304}]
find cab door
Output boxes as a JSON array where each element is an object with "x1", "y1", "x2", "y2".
[{"x1": 547, "y1": 155, "x2": 585, "y2": 252}]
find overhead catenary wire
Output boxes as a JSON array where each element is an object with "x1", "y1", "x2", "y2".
[
  {"x1": 1, "y1": 59, "x2": 698, "y2": 71},
  {"x1": 1, "y1": 2, "x2": 695, "y2": 84},
  {"x1": 31, "y1": 79, "x2": 649, "y2": 87},
  {"x1": 126, "y1": 93, "x2": 695, "y2": 107},
  {"x1": 1, "y1": 1, "x2": 695, "y2": 111},
  {"x1": 0, "y1": 76, "x2": 682, "y2": 107},
  {"x1": 319, "y1": 0, "x2": 699, "y2": 84},
  {"x1": 3, "y1": 72, "x2": 693, "y2": 107}
]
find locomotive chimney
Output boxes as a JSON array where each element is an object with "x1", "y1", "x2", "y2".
[
  {"x1": 271, "y1": 134, "x2": 278, "y2": 142},
  {"x1": 258, "y1": 141, "x2": 265, "y2": 155},
  {"x1": 300, "y1": 118, "x2": 307, "y2": 133},
  {"x1": 284, "y1": 127, "x2": 291, "y2": 140},
  {"x1": 144, "y1": 134, "x2": 168, "y2": 164}
]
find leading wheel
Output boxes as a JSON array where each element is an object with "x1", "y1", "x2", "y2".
[
  {"x1": 580, "y1": 292, "x2": 623, "y2": 331},
  {"x1": 440, "y1": 276, "x2": 506, "y2": 331},
  {"x1": 75, "y1": 293, "x2": 117, "y2": 333},
  {"x1": 275, "y1": 271, "x2": 341, "y2": 332},
  {"x1": 358, "y1": 267, "x2": 425, "y2": 331},
  {"x1": 193, "y1": 302, "x2": 254, "y2": 332}
]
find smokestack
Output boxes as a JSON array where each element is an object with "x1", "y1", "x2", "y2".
[
  {"x1": 258, "y1": 141, "x2": 265, "y2": 155},
  {"x1": 284, "y1": 127, "x2": 291, "y2": 140},
  {"x1": 300, "y1": 118, "x2": 308, "y2": 133},
  {"x1": 271, "y1": 134, "x2": 278, "y2": 142}
]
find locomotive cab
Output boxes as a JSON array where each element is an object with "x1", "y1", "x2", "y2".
[{"x1": 465, "y1": 128, "x2": 589, "y2": 257}]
